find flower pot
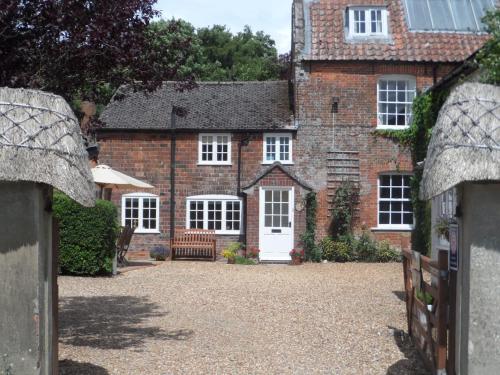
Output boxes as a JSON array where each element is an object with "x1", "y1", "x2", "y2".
[
  {"x1": 227, "y1": 257, "x2": 236, "y2": 264},
  {"x1": 291, "y1": 257, "x2": 303, "y2": 265}
]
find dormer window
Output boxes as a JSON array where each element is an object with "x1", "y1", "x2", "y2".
[{"x1": 348, "y1": 7, "x2": 388, "y2": 37}]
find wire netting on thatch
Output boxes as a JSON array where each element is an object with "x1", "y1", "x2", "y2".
[
  {"x1": 0, "y1": 88, "x2": 95, "y2": 206},
  {"x1": 421, "y1": 83, "x2": 500, "y2": 200}
]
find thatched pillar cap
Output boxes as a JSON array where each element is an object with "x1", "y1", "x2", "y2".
[
  {"x1": 420, "y1": 83, "x2": 500, "y2": 200},
  {"x1": 0, "y1": 88, "x2": 95, "y2": 206}
]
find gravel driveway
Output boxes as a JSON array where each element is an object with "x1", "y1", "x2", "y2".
[{"x1": 58, "y1": 262, "x2": 429, "y2": 375}]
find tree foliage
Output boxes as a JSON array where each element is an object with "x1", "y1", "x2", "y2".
[
  {"x1": 152, "y1": 21, "x2": 283, "y2": 82},
  {"x1": 477, "y1": 8, "x2": 500, "y2": 85},
  {"x1": 0, "y1": 1, "x2": 195, "y2": 104}
]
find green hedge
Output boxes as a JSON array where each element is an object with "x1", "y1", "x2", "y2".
[{"x1": 53, "y1": 192, "x2": 118, "y2": 276}]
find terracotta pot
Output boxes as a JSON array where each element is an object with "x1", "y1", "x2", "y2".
[
  {"x1": 227, "y1": 257, "x2": 236, "y2": 264},
  {"x1": 291, "y1": 257, "x2": 303, "y2": 265}
]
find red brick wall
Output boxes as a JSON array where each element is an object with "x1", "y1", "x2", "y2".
[
  {"x1": 98, "y1": 132, "x2": 307, "y2": 256},
  {"x1": 294, "y1": 60, "x2": 456, "y2": 250}
]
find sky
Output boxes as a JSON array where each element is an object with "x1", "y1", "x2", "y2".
[{"x1": 154, "y1": 0, "x2": 292, "y2": 54}]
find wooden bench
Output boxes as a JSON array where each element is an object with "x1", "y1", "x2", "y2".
[{"x1": 170, "y1": 229, "x2": 217, "y2": 261}]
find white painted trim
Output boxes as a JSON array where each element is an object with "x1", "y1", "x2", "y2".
[
  {"x1": 185, "y1": 195, "x2": 243, "y2": 235},
  {"x1": 259, "y1": 186, "x2": 295, "y2": 261},
  {"x1": 121, "y1": 194, "x2": 160, "y2": 233},
  {"x1": 348, "y1": 7, "x2": 388, "y2": 37},
  {"x1": 262, "y1": 133, "x2": 293, "y2": 164},
  {"x1": 376, "y1": 74, "x2": 416, "y2": 129},
  {"x1": 377, "y1": 173, "x2": 415, "y2": 229},
  {"x1": 198, "y1": 133, "x2": 232, "y2": 165}
]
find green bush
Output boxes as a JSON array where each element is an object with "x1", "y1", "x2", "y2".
[
  {"x1": 354, "y1": 232, "x2": 379, "y2": 262},
  {"x1": 319, "y1": 237, "x2": 351, "y2": 262},
  {"x1": 53, "y1": 192, "x2": 119, "y2": 276},
  {"x1": 320, "y1": 233, "x2": 401, "y2": 263},
  {"x1": 376, "y1": 241, "x2": 401, "y2": 263}
]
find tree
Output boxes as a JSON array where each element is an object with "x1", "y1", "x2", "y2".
[
  {"x1": 0, "y1": 1, "x2": 195, "y2": 120},
  {"x1": 477, "y1": 8, "x2": 500, "y2": 85}
]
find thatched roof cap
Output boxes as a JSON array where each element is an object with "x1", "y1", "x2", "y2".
[
  {"x1": 0, "y1": 88, "x2": 95, "y2": 206},
  {"x1": 420, "y1": 83, "x2": 500, "y2": 200}
]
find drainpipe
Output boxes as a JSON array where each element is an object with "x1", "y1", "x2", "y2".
[
  {"x1": 169, "y1": 109, "x2": 177, "y2": 242},
  {"x1": 237, "y1": 135, "x2": 250, "y2": 249}
]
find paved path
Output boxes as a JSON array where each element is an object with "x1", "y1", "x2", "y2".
[{"x1": 59, "y1": 262, "x2": 429, "y2": 375}]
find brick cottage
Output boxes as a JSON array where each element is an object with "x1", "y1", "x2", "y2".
[{"x1": 97, "y1": 0, "x2": 490, "y2": 260}]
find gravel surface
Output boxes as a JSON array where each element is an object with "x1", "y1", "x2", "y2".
[{"x1": 58, "y1": 262, "x2": 429, "y2": 375}]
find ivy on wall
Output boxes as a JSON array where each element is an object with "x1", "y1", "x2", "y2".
[
  {"x1": 374, "y1": 89, "x2": 449, "y2": 255},
  {"x1": 302, "y1": 192, "x2": 321, "y2": 262}
]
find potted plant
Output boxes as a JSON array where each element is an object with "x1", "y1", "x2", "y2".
[
  {"x1": 434, "y1": 216, "x2": 450, "y2": 241},
  {"x1": 289, "y1": 249, "x2": 305, "y2": 265},
  {"x1": 149, "y1": 246, "x2": 170, "y2": 261},
  {"x1": 247, "y1": 248, "x2": 260, "y2": 259},
  {"x1": 416, "y1": 290, "x2": 434, "y2": 312},
  {"x1": 222, "y1": 242, "x2": 241, "y2": 264}
]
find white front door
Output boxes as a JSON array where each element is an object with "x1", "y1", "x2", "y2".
[{"x1": 259, "y1": 187, "x2": 294, "y2": 261}]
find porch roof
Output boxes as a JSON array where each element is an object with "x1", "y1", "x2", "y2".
[{"x1": 242, "y1": 162, "x2": 313, "y2": 191}]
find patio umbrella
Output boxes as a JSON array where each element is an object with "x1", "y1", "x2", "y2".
[{"x1": 91, "y1": 164, "x2": 154, "y2": 198}]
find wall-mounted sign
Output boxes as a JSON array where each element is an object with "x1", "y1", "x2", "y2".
[{"x1": 449, "y1": 223, "x2": 459, "y2": 271}]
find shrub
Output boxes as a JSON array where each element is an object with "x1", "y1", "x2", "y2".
[
  {"x1": 320, "y1": 237, "x2": 351, "y2": 262},
  {"x1": 53, "y1": 192, "x2": 118, "y2": 276},
  {"x1": 376, "y1": 241, "x2": 401, "y2": 263},
  {"x1": 222, "y1": 242, "x2": 243, "y2": 260},
  {"x1": 353, "y1": 232, "x2": 379, "y2": 262},
  {"x1": 150, "y1": 246, "x2": 170, "y2": 261}
]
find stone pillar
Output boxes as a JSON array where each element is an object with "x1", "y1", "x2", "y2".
[{"x1": 0, "y1": 182, "x2": 55, "y2": 375}]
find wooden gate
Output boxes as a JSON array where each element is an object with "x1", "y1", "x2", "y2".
[{"x1": 402, "y1": 249, "x2": 457, "y2": 375}]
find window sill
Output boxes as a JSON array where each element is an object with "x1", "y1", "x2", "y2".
[
  {"x1": 371, "y1": 226, "x2": 413, "y2": 232},
  {"x1": 262, "y1": 161, "x2": 294, "y2": 165},
  {"x1": 197, "y1": 162, "x2": 232, "y2": 166},
  {"x1": 134, "y1": 230, "x2": 161, "y2": 235},
  {"x1": 375, "y1": 125, "x2": 410, "y2": 131}
]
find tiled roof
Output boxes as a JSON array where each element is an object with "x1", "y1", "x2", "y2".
[
  {"x1": 299, "y1": 0, "x2": 490, "y2": 62},
  {"x1": 100, "y1": 81, "x2": 294, "y2": 131}
]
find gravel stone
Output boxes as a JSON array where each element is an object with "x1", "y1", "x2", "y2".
[{"x1": 58, "y1": 262, "x2": 430, "y2": 375}]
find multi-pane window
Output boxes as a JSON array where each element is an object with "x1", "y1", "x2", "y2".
[
  {"x1": 187, "y1": 196, "x2": 242, "y2": 234},
  {"x1": 378, "y1": 175, "x2": 414, "y2": 229},
  {"x1": 264, "y1": 190, "x2": 290, "y2": 228},
  {"x1": 377, "y1": 76, "x2": 416, "y2": 128},
  {"x1": 349, "y1": 7, "x2": 388, "y2": 36},
  {"x1": 199, "y1": 133, "x2": 231, "y2": 164},
  {"x1": 122, "y1": 194, "x2": 160, "y2": 233},
  {"x1": 263, "y1": 133, "x2": 292, "y2": 163}
]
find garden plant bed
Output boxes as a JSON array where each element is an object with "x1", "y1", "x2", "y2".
[{"x1": 59, "y1": 262, "x2": 429, "y2": 374}]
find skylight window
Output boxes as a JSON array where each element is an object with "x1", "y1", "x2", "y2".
[
  {"x1": 403, "y1": 0, "x2": 496, "y2": 32},
  {"x1": 347, "y1": 7, "x2": 388, "y2": 37}
]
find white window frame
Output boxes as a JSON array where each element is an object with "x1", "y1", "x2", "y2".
[
  {"x1": 262, "y1": 133, "x2": 293, "y2": 164},
  {"x1": 377, "y1": 75, "x2": 417, "y2": 130},
  {"x1": 348, "y1": 7, "x2": 388, "y2": 37},
  {"x1": 186, "y1": 195, "x2": 243, "y2": 235},
  {"x1": 121, "y1": 192, "x2": 160, "y2": 234},
  {"x1": 376, "y1": 173, "x2": 414, "y2": 231},
  {"x1": 198, "y1": 133, "x2": 232, "y2": 165}
]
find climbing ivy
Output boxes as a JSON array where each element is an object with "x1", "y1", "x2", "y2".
[
  {"x1": 374, "y1": 89, "x2": 449, "y2": 255},
  {"x1": 302, "y1": 192, "x2": 321, "y2": 262},
  {"x1": 330, "y1": 181, "x2": 359, "y2": 239}
]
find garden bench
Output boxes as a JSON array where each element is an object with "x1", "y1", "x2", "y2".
[
  {"x1": 116, "y1": 225, "x2": 135, "y2": 266},
  {"x1": 170, "y1": 229, "x2": 217, "y2": 261}
]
